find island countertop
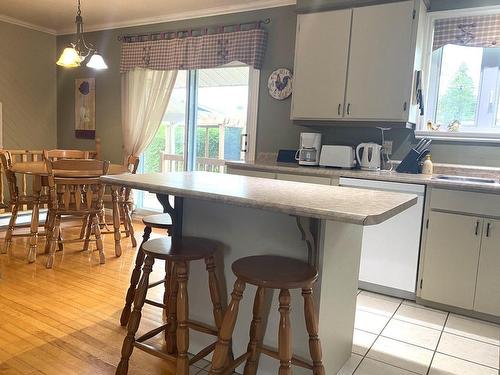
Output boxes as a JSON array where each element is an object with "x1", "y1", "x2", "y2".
[{"x1": 101, "y1": 171, "x2": 417, "y2": 225}]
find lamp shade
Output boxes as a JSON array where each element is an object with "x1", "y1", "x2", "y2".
[
  {"x1": 56, "y1": 47, "x2": 81, "y2": 67},
  {"x1": 87, "y1": 52, "x2": 108, "y2": 70}
]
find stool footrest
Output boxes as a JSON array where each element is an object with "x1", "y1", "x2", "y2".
[
  {"x1": 260, "y1": 345, "x2": 313, "y2": 370},
  {"x1": 133, "y1": 342, "x2": 176, "y2": 362},
  {"x1": 136, "y1": 323, "x2": 169, "y2": 343},
  {"x1": 222, "y1": 352, "x2": 251, "y2": 375},
  {"x1": 187, "y1": 319, "x2": 218, "y2": 336},
  {"x1": 189, "y1": 342, "x2": 217, "y2": 366},
  {"x1": 148, "y1": 279, "x2": 167, "y2": 289},
  {"x1": 144, "y1": 299, "x2": 167, "y2": 309}
]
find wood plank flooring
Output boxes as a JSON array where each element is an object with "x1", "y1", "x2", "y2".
[{"x1": 0, "y1": 220, "x2": 203, "y2": 375}]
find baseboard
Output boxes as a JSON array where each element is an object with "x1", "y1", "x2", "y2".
[{"x1": 359, "y1": 281, "x2": 416, "y2": 300}]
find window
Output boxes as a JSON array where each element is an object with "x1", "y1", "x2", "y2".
[
  {"x1": 419, "y1": 10, "x2": 500, "y2": 139},
  {"x1": 137, "y1": 64, "x2": 259, "y2": 211}
]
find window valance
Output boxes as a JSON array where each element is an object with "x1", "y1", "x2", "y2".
[
  {"x1": 433, "y1": 14, "x2": 500, "y2": 51},
  {"x1": 120, "y1": 28, "x2": 268, "y2": 73}
]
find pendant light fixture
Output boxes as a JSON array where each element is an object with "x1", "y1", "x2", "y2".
[{"x1": 56, "y1": 0, "x2": 108, "y2": 70}]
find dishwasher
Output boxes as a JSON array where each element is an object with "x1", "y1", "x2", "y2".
[{"x1": 339, "y1": 177, "x2": 425, "y2": 299}]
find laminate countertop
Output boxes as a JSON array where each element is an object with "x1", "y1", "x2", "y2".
[
  {"x1": 225, "y1": 160, "x2": 500, "y2": 195},
  {"x1": 101, "y1": 171, "x2": 417, "y2": 226}
]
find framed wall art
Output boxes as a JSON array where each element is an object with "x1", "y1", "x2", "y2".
[{"x1": 75, "y1": 78, "x2": 96, "y2": 139}]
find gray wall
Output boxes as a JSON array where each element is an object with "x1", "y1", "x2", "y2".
[
  {"x1": 0, "y1": 21, "x2": 57, "y2": 150},
  {"x1": 56, "y1": 5, "x2": 304, "y2": 164}
]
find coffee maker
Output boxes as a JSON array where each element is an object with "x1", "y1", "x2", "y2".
[{"x1": 296, "y1": 132, "x2": 322, "y2": 166}]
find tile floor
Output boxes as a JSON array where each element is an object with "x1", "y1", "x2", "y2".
[
  {"x1": 191, "y1": 290, "x2": 500, "y2": 374},
  {"x1": 340, "y1": 290, "x2": 500, "y2": 375}
]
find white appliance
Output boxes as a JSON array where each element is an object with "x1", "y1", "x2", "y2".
[
  {"x1": 339, "y1": 177, "x2": 425, "y2": 299},
  {"x1": 319, "y1": 145, "x2": 356, "y2": 169},
  {"x1": 296, "y1": 132, "x2": 322, "y2": 166},
  {"x1": 356, "y1": 143, "x2": 382, "y2": 171}
]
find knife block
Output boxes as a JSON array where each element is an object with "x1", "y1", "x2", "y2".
[{"x1": 396, "y1": 149, "x2": 421, "y2": 174}]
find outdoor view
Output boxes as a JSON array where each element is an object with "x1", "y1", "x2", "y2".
[
  {"x1": 138, "y1": 66, "x2": 250, "y2": 210},
  {"x1": 431, "y1": 44, "x2": 500, "y2": 134}
]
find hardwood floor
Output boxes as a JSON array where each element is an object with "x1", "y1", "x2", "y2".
[{"x1": 0, "y1": 220, "x2": 206, "y2": 375}]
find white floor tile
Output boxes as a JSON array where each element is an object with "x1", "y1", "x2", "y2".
[
  {"x1": 429, "y1": 353, "x2": 498, "y2": 375},
  {"x1": 354, "y1": 358, "x2": 418, "y2": 375},
  {"x1": 437, "y1": 332, "x2": 499, "y2": 369},
  {"x1": 444, "y1": 314, "x2": 500, "y2": 346},
  {"x1": 367, "y1": 336, "x2": 434, "y2": 374},
  {"x1": 355, "y1": 310, "x2": 391, "y2": 334},
  {"x1": 337, "y1": 353, "x2": 363, "y2": 375},
  {"x1": 357, "y1": 291, "x2": 402, "y2": 317},
  {"x1": 353, "y1": 329, "x2": 378, "y2": 355},
  {"x1": 394, "y1": 303, "x2": 448, "y2": 330},
  {"x1": 382, "y1": 319, "x2": 441, "y2": 350}
]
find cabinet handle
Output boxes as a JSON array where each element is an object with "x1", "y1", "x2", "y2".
[
  {"x1": 486, "y1": 222, "x2": 491, "y2": 237},
  {"x1": 475, "y1": 220, "x2": 480, "y2": 236},
  {"x1": 338, "y1": 104, "x2": 342, "y2": 116},
  {"x1": 403, "y1": 102, "x2": 408, "y2": 111},
  {"x1": 347, "y1": 103, "x2": 351, "y2": 115}
]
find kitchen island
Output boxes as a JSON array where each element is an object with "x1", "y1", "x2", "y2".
[{"x1": 102, "y1": 172, "x2": 417, "y2": 375}]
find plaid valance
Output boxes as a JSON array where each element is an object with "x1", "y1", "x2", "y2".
[
  {"x1": 433, "y1": 14, "x2": 500, "y2": 51},
  {"x1": 120, "y1": 28, "x2": 268, "y2": 73}
]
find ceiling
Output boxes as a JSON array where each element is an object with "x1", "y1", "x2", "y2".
[{"x1": 0, "y1": 0, "x2": 294, "y2": 35}]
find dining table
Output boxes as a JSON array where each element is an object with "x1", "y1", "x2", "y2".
[{"x1": 10, "y1": 161, "x2": 130, "y2": 263}]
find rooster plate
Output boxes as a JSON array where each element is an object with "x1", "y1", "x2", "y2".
[{"x1": 268, "y1": 68, "x2": 293, "y2": 100}]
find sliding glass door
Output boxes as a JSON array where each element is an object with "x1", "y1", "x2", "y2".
[{"x1": 138, "y1": 64, "x2": 258, "y2": 211}]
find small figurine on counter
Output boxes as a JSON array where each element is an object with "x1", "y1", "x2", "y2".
[
  {"x1": 426, "y1": 121, "x2": 441, "y2": 131},
  {"x1": 448, "y1": 120, "x2": 461, "y2": 132}
]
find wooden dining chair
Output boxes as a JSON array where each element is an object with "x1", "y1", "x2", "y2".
[
  {"x1": 0, "y1": 150, "x2": 50, "y2": 258},
  {"x1": 99, "y1": 155, "x2": 140, "y2": 247},
  {"x1": 44, "y1": 152, "x2": 110, "y2": 268},
  {"x1": 44, "y1": 149, "x2": 93, "y2": 160}
]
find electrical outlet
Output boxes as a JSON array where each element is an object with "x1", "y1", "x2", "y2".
[{"x1": 383, "y1": 140, "x2": 393, "y2": 155}]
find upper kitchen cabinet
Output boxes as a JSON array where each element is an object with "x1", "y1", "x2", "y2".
[
  {"x1": 345, "y1": 1, "x2": 416, "y2": 121},
  {"x1": 291, "y1": 0, "x2": 426, "y2": 123},
  {"x1": 291, "y1": 9, "x2": 352, "y2": 120}
]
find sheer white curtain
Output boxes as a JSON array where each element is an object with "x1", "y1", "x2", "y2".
[{"x1": 121, "y1": 68, "x2": 178, "y2": 160}]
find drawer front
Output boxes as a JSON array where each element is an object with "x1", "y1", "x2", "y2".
[
  {"x1": 430, "y1": 188, "x2": 500, "y2": 218},
  {"x1": 276, "y1": 173, "x2": 332, "y2": 185},
  {"x1": 227, "y1": 168, "x2": 276, "y2": 179}
]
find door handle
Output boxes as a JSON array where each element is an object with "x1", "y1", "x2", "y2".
[
  {"x1": 486, "y1": 222, "x2": 491, "y2": 237},
  {"x1": 240, "y1": 133, "x2": 248, "y2": 153},
  {"x1": 347, "y1": 103, "x2": 351, "y2": 115},
  {"x1": 475, "y1": 220, "x2": 480, "y2": 236},
  {"x1": 338, "y1": 104, "x2": 342, "y2": 116}
]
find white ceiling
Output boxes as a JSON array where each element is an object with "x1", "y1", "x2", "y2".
[{"x1": 0, "y1": 0, "x2": 294, "y2": 35}]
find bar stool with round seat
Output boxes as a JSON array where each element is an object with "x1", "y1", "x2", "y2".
[
  {"x1": 120, "y1": 213, "x2": 173, "y2": 326},
  {"x1": 116, "y1": 235, "x2": 225, "y2": 375},
  {"x1": 209, "y1": 255, "x2": 325, "y2": 375}
]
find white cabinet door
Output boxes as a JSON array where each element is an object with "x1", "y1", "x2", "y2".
[
  {"x1": 291, "y1": 9, "x2": 352, "y2": 120},
  {"x1": 345, "y1": 1, "x2": 415, "y2": 121},
  {"x1": 474, "y1": 219, "x2": 500, "y2": 316},
  {"x1": 421, "y1": 211, "x2": 482, "y2": 310}
]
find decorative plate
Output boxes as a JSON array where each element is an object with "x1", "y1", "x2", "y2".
[{"x1": 268, "y1": 68, "x2": 293, "y2": 100}]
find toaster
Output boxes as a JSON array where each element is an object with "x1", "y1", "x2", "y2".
[{"x1": 319, "y1": 145, "x2": 356, "y2": 169}]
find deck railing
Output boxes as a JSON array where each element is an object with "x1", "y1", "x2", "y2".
[{"x1": 159, "y1": 152, "x2": 227, "y2": 174}]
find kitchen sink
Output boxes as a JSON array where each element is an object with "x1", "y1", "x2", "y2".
[{"x1": 432, "y1": 175, "x2": 499, "y2": 184}]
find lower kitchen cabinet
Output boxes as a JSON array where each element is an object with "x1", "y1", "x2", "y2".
[
  {"x1": 421, "y1": 211, "x2": 483, "y2": 310},
  {"x1": 474, "y1": 219, "x2": 500, "y2": 316}
]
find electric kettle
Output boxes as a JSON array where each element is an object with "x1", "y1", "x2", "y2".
[{"x1": 356, "y1": 143, "x2": 382, "y2": 171}]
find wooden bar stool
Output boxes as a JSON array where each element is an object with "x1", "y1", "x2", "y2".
[
  {"x1": 120, "y1": 213, "x2": 173, "y2": 326},
  {"x1": 116, "y1": 236, "x2": 225, "y2": 375},
  {"x1": 209, "y1": 255, "x2": 325, "y2": 375}
]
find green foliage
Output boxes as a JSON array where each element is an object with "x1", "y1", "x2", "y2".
[
  {"x1": 437, "y1": 63, "x2": 477, "y2": 126},
  {"x1": 143, "y1": 123, "x2": 165, "y2": 173},
  {"x1": 196, "y1": 127, "x2": 220, "y2": 158}
]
